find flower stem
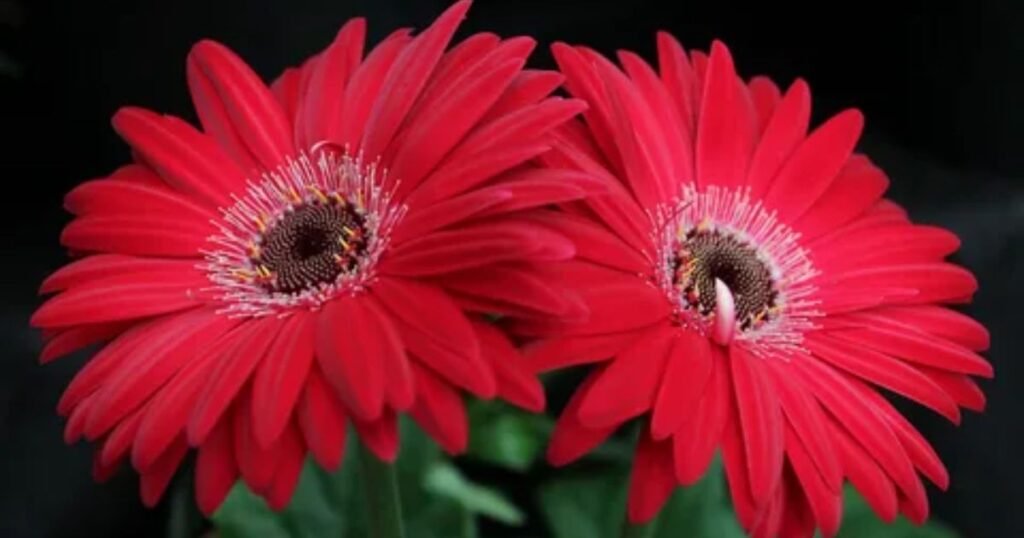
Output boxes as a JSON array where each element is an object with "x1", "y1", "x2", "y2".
[
  {"x1": 357, "y1": 439, "x2": 405, "y2": 538},
  {"x1": 620, "y1": 517, "x2": 659, "y2": 538}
]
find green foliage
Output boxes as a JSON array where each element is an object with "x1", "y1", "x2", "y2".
[
  {"x1": 211, "y1": 403, "x2": 961, "y2": 538},
  {"x1": 212, "y1": 413, "x2": 529, "y2": 538}
]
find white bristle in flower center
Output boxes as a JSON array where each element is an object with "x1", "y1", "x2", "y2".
[
  {"x1": 651, "y1": 185, "x2": 820, "y2": 355},
  {"x1": 199, "y1": 150, "x2": 405, "y2": 318}
]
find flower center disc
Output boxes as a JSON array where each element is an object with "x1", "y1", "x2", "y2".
[
  {"x1": 253, "y1": 200, "x2": 368, "y2": 295},
  {"x1": 674, "y1": 229, "x2": 778, "y2": 331}
]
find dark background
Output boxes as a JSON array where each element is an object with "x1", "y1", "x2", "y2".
[{"x1": 1, "y1": 0, "x2": 1021, "y2": 536}]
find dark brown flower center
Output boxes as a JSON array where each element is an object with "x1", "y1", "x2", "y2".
[
  {"x1": 251, "y1": 199, "x2": 368, "y2": 295},
  {"x1": 674, "y1": 229, "x2": 778, "y2": 330}
]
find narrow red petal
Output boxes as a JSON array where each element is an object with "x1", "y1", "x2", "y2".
[
  {"x1": 251, "y1": 312, "x2": 316, "y2": 447},
  {"x1": 651, "y1": 330, "x2": 712, "y2": 439},
  {"x1": 547, "y1": 371, "x2": 618, "y2": 466},
  {"x1": 626, "y1": 432, "x2": 676, "y2": 524},
  {"x1": 140, "y1": 434, "x2": 189, "y2": 508},
  {"x1": 409, "y1": 363, "x2": 468, "y2": 454},
  {"x1": 195, "y1": 415, "x2": 238, "y2": 516},
  {"x1": 576, "y1": 327, "x2": 673, "y2": 428},
  {"x1": 298, "y1": 367, "x2": 348, "y2": 470},
  {"x1": 473, "y1": 321, "x2": 545, "y2": 412},
  {"x1": 188, "y1": 40, "x2": 295, "y2": 169},
  {"x1": 695, "y1": 41, "x2": 756, "y2": 191},
  {"x1": 360, "y1": 0, "x2": 470, "y2": 159},
  {"x1": 746, "y1": 80, "x2": 810, "y2": 198},
  {"x1": 353, "y1": 408, "x2": 400, "y2": 462},
  {"x1": 189, "y1": 318, "x2": 281, "y2": 444},
  {"x1": 315, "y1": 296, "x2": 387, "y2": 421}
]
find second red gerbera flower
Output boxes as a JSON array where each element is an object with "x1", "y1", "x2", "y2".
[{"x1": 523, "y1": 35, "x2": 992, "y2": 537}]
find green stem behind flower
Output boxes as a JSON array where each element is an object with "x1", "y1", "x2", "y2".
[{"x1": 357, "y1": 439, "x2": 406, "y2": 538}]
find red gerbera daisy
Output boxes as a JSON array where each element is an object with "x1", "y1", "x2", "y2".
[
  {"x1": 523, "y1": 36, "x2": 992, "y2": 536},
  {"x1": 31, "y1": 1, "x2": 590, "y2": 514}
]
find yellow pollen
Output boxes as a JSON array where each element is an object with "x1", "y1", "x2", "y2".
[{"x1": 308, "y1": 185, "x2": 329, "y2": 203}]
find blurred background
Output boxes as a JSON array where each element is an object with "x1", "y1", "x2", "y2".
[{"x1": 0, "y1": 0, "x2": 1020, "y2": 536}]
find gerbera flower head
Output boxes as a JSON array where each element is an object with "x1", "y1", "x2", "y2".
[
  {"x1": 524, "y1": 35, "x2": 992, "y2": 536},
  {"x1": 31, "y1": 0, "x2": 590, "y2": 514}
]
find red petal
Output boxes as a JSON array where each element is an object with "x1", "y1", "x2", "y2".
[
  {"x1": 619, "y1": 49, "x2": 693, "y2": 189},
  {"x1": 576, "y1": 327, "x2": 673, "y2": 428},
  {"x1": 765, "y1": 362, "x2": 842, "y2": 493},
  {"x1": 870, "y1": 305, "x2": 989, "y2": 352},
  {"x1": 298, "y1": 368, "x2": 348, "y2": 470},
  {"x1": 823, "y1": 263, "x2": 978, "y2": 306},
  {"x1": 57, "y1": 319, "x2": 169, "y2": 416},
  {"x1": 730, "y1": 345, "x2": 784, "y2": 505},
  {"x1": 829, "y1": 324, "x2": 992, "y2": 378},
  {"x1": 65, "y1": 177, "x2": 217, "y2": 221},
  {"x1": 438, "y1": 263, "x2": 582, "y2": 319},
  {"x1": 833, "y1": 425, "x2": 898, "y2": 523},
  {"x1": 747, "y1": 76, "x2": 782, "y2": 133},
  {"x1": 695, "y1": 41, "x2": 756, "y2": 191},
  {"x1": 794, "y1": 356, "x2": 921, "y2": 500},
  {"x1": 234, "y1": 394, "x2": 278, "y2": 492},
  {"x1": 519, "y1": 211, "x2": 649, "y2": 275},
  {"x1": 352, "y1": 408, "x2": 400, "y2": 462},
  {"x1": 673, "y1": 347, "x2": 730, "y2": 485},
  {"x1": 334, "y1": 29, "x2": 414, "y2": 149},
  {"x1": 132, "y1": 322, "x2": 243, "y2": 470},
  {"x1": 473, "y1": 322, "x2": 545, "y2": 412},
  {"x1": 523, "y1": 331, "x2": 640, "y2": 373},
  {"x1": 547, "y1": 371, "x2": 618, "y2": 466},
  {"x1": 295, "y1": 18, "x2": 366, "y2": 149},
  {"x1": 651, "y1": 330, "x2": 712, "y2": 439},
  {"x1": 139, "y1": 435, "x2": 189, "y2": 508},
  {"x1": 388, "y1": 43, "x2": 528, "y2": 198},
  {"x1": 251, "y1": 312, "x2": 317, "y2": 447},
  {"x1": 786, "y1": 426, "x2": 843, "y2": 537},
  {"x1": 195, "y1": 415, "x2": 238, "y2": 516},
  {"x1": 371, "y1": 278, "x2": 493, "y2": 397},
  {"x1": 626, "y1": 432, "x2": 676, "y2": 524},
  {"x1": 392, "y1": 188, "x2": 512, "y2": 244},
  {"x1": 359, "y1": 0, "x2": 470, "y2": 159},
  {"x1": 40, "y1": 321, "x2": 127, "y2": 364},
  {"x1": 189, "y1": 318, "x2": 281, "y2": 444},
  {"x1": 40, "y1": 256, "x2": 199, "y2": 295},
  {"x1": 264, "y1": 423, "x2": 305, "y2": 510},
  {"x1": 656, "y1": 32, "x2": 698, "y2": 134},
  {"x1": 382, "y1": 221, "x2": 574, "y2": 276},
  {"x1": 112, "y1": 107, "x2": 245, "y2": 207},
  {"x1": 408, "y1": 99, "x2": 585, "y2": 207},
  {"x1": 409, "y1": 363, "x2": 468, "y2": 454},
  {"x1": 481, "y1": 69, "x2": 564, "y2": 123},
  {"x1": 763, "y1": 109, "x2": 863, "y2": 222},
  {"x1": 807, "y1": 333, "x2": 960, "y2": 422},
  {"x1": 60, "y1": 214, "x2": 213, "y2": 258},
  {"x1": 188, "y1": 40, "x2": 295, "y2": 170},
  {"x1": 315, "y1": 296, "x2": 390, "y2": 421},
  {"x1": 85, "y1": 310, "x2": 236, "y2": 440},
  {"x1": 746, "y1": 80, "x2": 810, "y2": 198},
  {"x1": 794, "y1": 155, "x2": 888, "y2": 240}
]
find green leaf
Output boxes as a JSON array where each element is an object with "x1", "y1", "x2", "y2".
[
  {"x1": 654, "y1": 458, "x2": 744, "y2": 538},
  {"x1": 423, "y1": 462, "x2": 526, "y2": 526},
  {"x1": 212, "y1": 483, "x2": 291, "y2": 538},
  {"x1": 467, "y1": 401, "x2": 552, "y2": 472},
  {"x1": 838, "y1": 486, "x2": 959, "y2": 538},
  {"x1": 212, "y1": 417, "x2": 500, "y2": 538},
  {"x1": 539, "y1": 467, "x2": 628, "y2": 538}
]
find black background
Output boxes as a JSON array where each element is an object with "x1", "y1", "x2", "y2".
[{"x1": 1, "y1": 1, "x2": 1021, "y2": 537}]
